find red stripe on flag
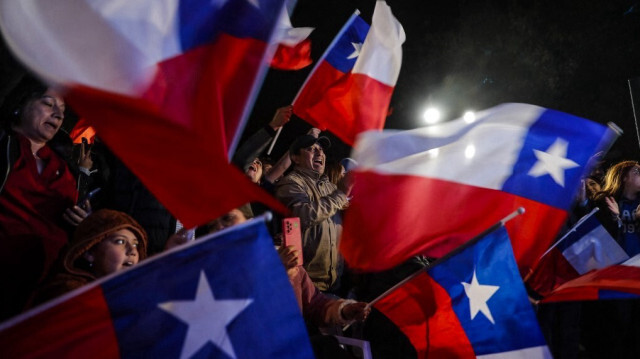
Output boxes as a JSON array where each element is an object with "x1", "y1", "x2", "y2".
[
  {"x1": 0, "y1": 287, "x2": 118, "y2": 358},
  {"x1": 142, "y1": 34, "x2": 267, "y2": 156},
  {"x1": 374, "y1": 271, "x2": 476, "y2": 358},
  {"x1": 67, "y1": 84, "x2": 288, "y2": 228},
  {"x1": 543, "y1": 265, "x2": 640, "y2": 303},
  {"x1": 270, "y1": 39, "x2": 312, "y2": 70},
  {"x1": 341, "y1": 171, "x2": 567, "y2": 274},
  {"x1": 293, "y1": 61, "x2": 393, "y2": 145},
  {"x1": 66, "y1": 33, "x2": 288, "y2": 228}
]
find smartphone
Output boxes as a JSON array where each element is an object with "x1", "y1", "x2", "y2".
[
  {"x1": 78, "y1": 187, "x2": 101, "y2": 209},
  {"x1": 282, "y1": 217, "x2": 303, "y2": 266}
]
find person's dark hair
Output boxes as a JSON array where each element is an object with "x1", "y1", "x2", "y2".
[
  {"x1": 259, "y1": 155, "x2": 274, "y2": 167},
  {"x1": 0, "y1": 74, "x2": 48, "y2": 128}
]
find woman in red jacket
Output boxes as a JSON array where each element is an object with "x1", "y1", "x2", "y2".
[{"x1": 0, "y1": 76, "x2": 89, "y2": 320}]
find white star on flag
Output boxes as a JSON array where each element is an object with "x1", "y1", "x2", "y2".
[
  {"x1": 461, "y1": 270, "x2": 499, "y2": 324},
  {"x1": 347, "y1": 42, "x2": 363, "y2": 59},
  {"x1": 527, "y1": 137, "x2": 579, "y2": 187},
  {"x1": 158, "y1": 271, "x2": 253, "y2": 359}
]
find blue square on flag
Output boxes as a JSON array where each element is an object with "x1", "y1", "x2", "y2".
[
  {"x1": 428, "y1": 227, "x2": 550, "y2": 356},
  {"x1": 325, "y1": 15, "x2": 369, "y2": 73}
]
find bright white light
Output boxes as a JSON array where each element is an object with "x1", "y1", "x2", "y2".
[
  {"x1": 463, "y1": 111, "x2": 476, "y2": 123},
  {"x1": 427, "y1": 148, "x2": 439, "y2": 158},
  {"x1": 465, "y1": 144, "x2": 476, "y2": 159},
  {"x1": 423, "y1": 108, "x2": 441, "y2": 124}
]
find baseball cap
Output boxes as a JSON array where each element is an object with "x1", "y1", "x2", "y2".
[{"x1": 289, "y1": 134, "x2": 331, "y2": 155}]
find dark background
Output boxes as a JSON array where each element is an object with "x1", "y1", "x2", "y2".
[
  {"x1": 246, "y1": 0, "x2": 640, "y2": 165},
  {"x1": 1, "y1": 0, "x2": 640, "y2": 165}
]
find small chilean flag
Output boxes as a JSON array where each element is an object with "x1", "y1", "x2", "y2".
[
  {"x1": 543, "y1": 253, "x2": 640, "y2": 303},
  {"x1": 341, "y1": 103, "x2": 618, "y2": 274},
  {"x1": 526, "y1": 210, "x2": 630, "y2": 297},
  {"x1": 293, "y1": 0, "x2": 405, "y2": 146}
]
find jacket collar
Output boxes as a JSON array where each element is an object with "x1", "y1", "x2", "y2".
[{"x1": 294, "y1": 166, "x2": 323, "y2": 180}]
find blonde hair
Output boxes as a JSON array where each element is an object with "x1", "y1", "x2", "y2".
[{"x1": 594, "y1": 160, "x2": 639, "y2": 201}]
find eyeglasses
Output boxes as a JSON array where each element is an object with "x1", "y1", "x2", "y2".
[{"x1": 631, "y1": 168, "x2": 640, "y2": 176}]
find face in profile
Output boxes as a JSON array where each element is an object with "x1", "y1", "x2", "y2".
[
  {"x1": 585, "y1": 178, "x2": 601, "y2": 199},
  {"x1": 245, "y1": 158, "x2": 263, "y2": 183},
  {"x1": 84, "y1": 229, "x2": 140, "y2": 277},
  {"x1": 15, "y1": 88, "x2": 65, "y2": 143}
]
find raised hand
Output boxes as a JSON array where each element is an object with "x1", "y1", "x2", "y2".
[{"x1": 269, "y1": 105, "x2": 293, "y2": 131}]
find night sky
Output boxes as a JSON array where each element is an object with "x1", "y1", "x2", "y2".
[{"x1": 248, "y1": 0, "x2": 640, "y2": 164}]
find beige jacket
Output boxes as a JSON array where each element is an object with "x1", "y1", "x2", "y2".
[{"x1": 275, "y1": 167, "x2": 348, "y2": 291}]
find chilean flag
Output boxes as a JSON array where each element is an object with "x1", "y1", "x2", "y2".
[
  {"x1": 341, "y1": 103, "x2": 618, "y2": 274},
  {"x1": 292, "y1": 0, "x2": 405, "y2": 146},
  {"x1": 270, "y1": 3, "x2": 314, "y2": 71},
  {"x1": 526, "y1": 210, "x2": 630, "y2": 297},
  {"x1": 542, "y1": 253, "x2": 640, "y2": 303},
  {"x1": 0, "y1": 0, "x2": 289, "y2": 227},
  {"x1": 0, "y1": 219, "x2": 314, "y2": 358},
  {"x1": 374, "y1": 227, "x2": 552, "y2": 358}
]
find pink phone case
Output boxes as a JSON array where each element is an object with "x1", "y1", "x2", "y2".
[{"x1": 282, "y1": 217, "x2": 303, "y2": 266}]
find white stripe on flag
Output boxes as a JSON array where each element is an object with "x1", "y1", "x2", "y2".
[
  {"x1": 352, "y1": 0, "x2": 405, "y2": 86},
  {"x1": 562, "y1": 224, "x2": 629, "y2": 274},
  {"x1": 476, "y1": 345, "x2": 552, "y2": 359},
  {"x1": 622, "y1": 253, "x2": 640, "y2": 267},
  {"x1": 353, "y1": 103, "x2": 544, "y2": 191}
]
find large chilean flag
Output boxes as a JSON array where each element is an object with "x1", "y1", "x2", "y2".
[
  {"x1": 0, "y1": 219, "x2": 313, "y2": 358},
  {"x1": 374, "y1": 227, "x2": 551, "y2": 358},
  {"x1": 292, "y1": 1, "x2": 405, "y2": 146},
  {"x1": 341, "y1": 103, "x2": 618, "y2": 274},
  {"x1": 0, "y1": 0, "x2": 289, "y2": 227}
]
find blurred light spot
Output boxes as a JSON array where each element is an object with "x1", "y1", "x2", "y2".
[
  {"x1": 423, "y1": 108, "x2": 441, "y2": 124},
  {"x1": 427, "y1": 148, "x2": 439, "y2": 158},
  {"x1": 463, "y1": 111, "x2": 476, "y2": 123},
  {"x1": 465, "y1": 144, "x2": 476, "y2": 159}
]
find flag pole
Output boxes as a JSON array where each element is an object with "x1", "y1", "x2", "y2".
[
  {"x1": 628, "y1": 78, "x2": 640, "y2": 153},
  {"x1": 266, "y1": 10, "x2": 362, "y2": 155},
  {"x1": 367, "y1": 207, "x2": 525, "y2": 308}
]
